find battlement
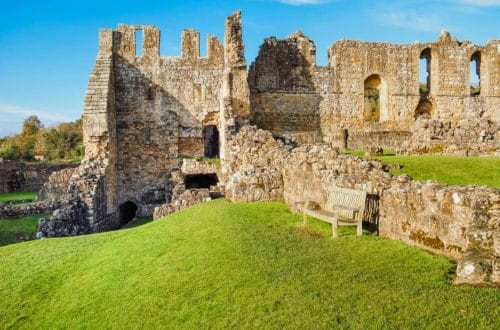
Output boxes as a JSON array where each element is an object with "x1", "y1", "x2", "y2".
[{"x1": 97, "y1": 24, "x2": 224, "y2": 62}]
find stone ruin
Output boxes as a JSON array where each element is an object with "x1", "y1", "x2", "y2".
[{"x1": 36, "y1": 11, "x2": 499, "y2": 285}]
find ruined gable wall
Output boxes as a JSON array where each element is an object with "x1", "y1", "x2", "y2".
[
  {"x1": 112, "y1": 25, "x2": 225, "y2": 214},
  {"x1": 248, "y1": 33, "x2": 321, "y2": 145}
]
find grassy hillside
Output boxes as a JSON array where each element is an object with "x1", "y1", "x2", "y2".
[{"x1": 0, "y1": 200, "x2": 498, "y2": 328}]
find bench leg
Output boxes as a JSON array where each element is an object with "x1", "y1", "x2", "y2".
[
  {"x1": 332, "y1": 217, "x2": 338, "y2": 238},
  {"x1": 356, "y1": 220, "x2": 362, "y2": 236},
  {"x1": 303, "y1": 212, "x2": 308, "y2": 226}
]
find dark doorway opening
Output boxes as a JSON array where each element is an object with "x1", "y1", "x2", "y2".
[
  {"x1": 119, "y1": 201, "x2": 138, "y2": 225},
  {"x1": 203, "y1": 125, "x2": 219, "y2": 158},
  {"x1": 184, "y1": 174, "x2": 218, "y2": 189}
]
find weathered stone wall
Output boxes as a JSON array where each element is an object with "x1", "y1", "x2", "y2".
[
  {"x1": 37, "y1": 161, "x2": 119, "y2": 237},
  {"x1": 224, "y1": 126, "x2": 287, "y2": 202},
  {"x1": 248, "y1": 32, "x2": 321, "y2": 144},
  {"x1": 112, "y1": 24, "x2": 224, "y2": 209},
  {"x1": 249, "y1": 30, "x2": 499, "y2": 153},
  {"x1": 0, "y1": 201, "x2": 61, "y2": 218},
  {"x1": 0, "y1": 161, "x2": 77, "y2": 193},
  {"x1": 38, "y1": 167, "x2": 77, "y2": 201}
]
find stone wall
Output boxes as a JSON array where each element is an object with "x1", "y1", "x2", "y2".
[
  {"x1": 0, "y1": 161, "x2": 77, "y2": 193},
  {"x1": 38, "y1": 167, "x2": 77, "y2": 201},
  {"x1": 37, "y1": 161, "x2": 119, "y2": 238},
  {"x1": 285, "y1": 146, "x2": 498, "y2": 285},
  {"x1": 153, "y1": 159, "x2": 222, "y2": 219},
  {"x1": 248, "y1": 30, "x2": 499, "y2": 154},
  {"x1": 224, "y1": 126, "x2": 287, "y2": 202},
  {"x1": 248, "y1": 32, "x2": 321, "y2": 144},
  {"x1": 0, "y1": 201, "x2": 61, "y2": 218},
  {"x1": 224, "y1": 126, "x2": 499, "y2": 285}
]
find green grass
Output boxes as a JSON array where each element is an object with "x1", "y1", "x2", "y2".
[
  {"x1": 341, "y1": 151, "x2": 500, "y2": 188},
  {"x1": 0, "y1": 200, "x2": 498, "y2": 328},
  {"x1": 378, "y1": 155, "x2": 500, "y2": 188},
  {"x1": 0, "y1": 192, "x2": 37, "y2": 203},
  {"x1": 121, "y1": 216, "x2": 153, "y2": 229},
  {"x1": 0, "y1": 214, "x2": 47, "y2": 247}
]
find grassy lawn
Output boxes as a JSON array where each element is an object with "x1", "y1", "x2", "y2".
[
  {"x1": 378, "y1": 155, "x2": 500, "y2": 188},
  {"x1": 0, "y1": 214, "x2": 46, "y2": 247},
  {"x1": 0, "y1": 200, "x2": 498, "y2": 328},
  {"x1": 0, "y1": 192, "x2": 37, "y2": 203},
  {"x1": 342, "y1": 151, "x2": 500, "y2": 188},
  {"x1": 121, "y1": 216, "x2": 153, "y2": 229}
]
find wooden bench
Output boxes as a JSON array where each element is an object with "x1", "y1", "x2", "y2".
[{"x1": 302, "y1": 187, "x2": 367, "y2": 237}]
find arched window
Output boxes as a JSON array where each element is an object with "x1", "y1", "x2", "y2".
[
  {"x1": 364, "y1": 74, "x2": 388, "y2": 122},
  {"x1": 419, "y1": 48, "x2": 431, "y2": 98},
  {"x1": 470, "y1": 51, "x2": 481, "y2": 96}
]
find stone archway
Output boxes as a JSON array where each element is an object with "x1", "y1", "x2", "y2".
[{"x1": 119, "y1": 201, "x2": 138, "y2": 225}]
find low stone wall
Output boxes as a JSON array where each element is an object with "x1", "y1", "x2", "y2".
[
  {"x1": 346, "y1": 131, "x2": 412, "y2": 151},
  {"x1": 153, "y1": 159, "x2": 223, "y2": 219},
  {"x1": 153, "y1": 188, "x2": 212, "y2": 219},
  {"x1": 0, "y1": 161, "x2": 78, "y2": 193},
  {"x1": 0, "y1": 201, "x2": 62, "y2": 218},
  {"x1": 225, "y1": 126, "x2": 499, "y2": 285},
  {"x1": 404, "y1": 119, "x2": 499, "y2": 155}
]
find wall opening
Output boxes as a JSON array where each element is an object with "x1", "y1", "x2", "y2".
[
  {"x1": 364, "y1": 74, "x2": 387, "y2": 122},
  {"x1": 414, "y1": 99, "x2": 433, "y2": 119},
  {"x1": 184, "y1": 174, "x2": 218, "y2": 189},
  {"x1": 203, "y1": 125, "x2": 219, "y2": 158},
  {"x1": 419, "y1": 48, "x2": 431, "y2": 98},
  {"x1": 135, "y1": 29, "x2": 143, "y2": 57},
  {"x1": 119, "y1": 201, "x2": 137, "y2": 225},
  {"x1": 470, "y1": 51, "x2": 481, "y2": 96}
]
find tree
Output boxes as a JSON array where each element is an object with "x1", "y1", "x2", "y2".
[{"x1": 22, "y1": 115, "x2": 43, "y2": 136}]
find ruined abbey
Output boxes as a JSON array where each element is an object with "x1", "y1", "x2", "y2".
[{"x1": 36, "y1": 11, "x2": 499, "y2": 285}]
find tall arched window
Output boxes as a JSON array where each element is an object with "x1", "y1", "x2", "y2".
[
  {"x1": 419, "y1": 48, "x2": 431, "y2": 98},
  {"x1": 364, "y1": 74, "x2": 388, "y2": 122},
  {"x1": 470, "y1": 51, "x2": 481, "y2": 96}
]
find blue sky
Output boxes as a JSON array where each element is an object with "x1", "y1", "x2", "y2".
[{"x1": 0, "y1": 0, "x2": 498, "y2": 136}]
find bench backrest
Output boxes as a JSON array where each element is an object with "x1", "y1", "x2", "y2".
[{"x1": 325, "y1": 187, "x2": 367, "y2": 220}]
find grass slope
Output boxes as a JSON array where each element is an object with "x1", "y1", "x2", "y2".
[
  {"x1": 0, "y1": 200, "x2": 498, "y2": 328},
  {"x1": 0, "y1": 192, "x2": 37, "y2": 203},
  {"x1": 0, "y1": 215, "x2": 46, "y2": 247},
  {"x1": 378, "y1": 155, "x2": 500, "y2": 188}
]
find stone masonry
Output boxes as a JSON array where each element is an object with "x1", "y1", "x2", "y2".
[{"x1": 37, "y1": 11, "x2": 499, "y2": 285}]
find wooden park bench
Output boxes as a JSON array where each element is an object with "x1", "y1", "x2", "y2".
[{"x1": 302, "y1": 187, "x2": 367, "y2": 238}]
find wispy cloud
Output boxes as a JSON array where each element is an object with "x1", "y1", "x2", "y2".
[
  {"x1": 460, "y1": 0, "x2": 500, "y2": 6},
  {"x1": 0, "y1": 103, "x2": 72, "y2": 123},
  {"x1": 274, "y1": 0, "x2": 330, "y2": 5},
  {"x1": 380, "y1": 10, "x2": 445, "y2": 32}
]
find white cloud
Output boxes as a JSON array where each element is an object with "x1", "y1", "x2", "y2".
[
  {"x1": 381, "y1": 10, "x2": 444, "y2": 32},
  {"x1": 0, "y1": 103, "x2": 74, "y2": 136},
  {"x1": 275, "y1": 0, "x2": 329, "y2": 5},
  {"x1": 0, "y1": 103, "x2": 72, "y2": 123},
  {"x1": 460, "y1": 0, "x2": 500, "y2": 6}
]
